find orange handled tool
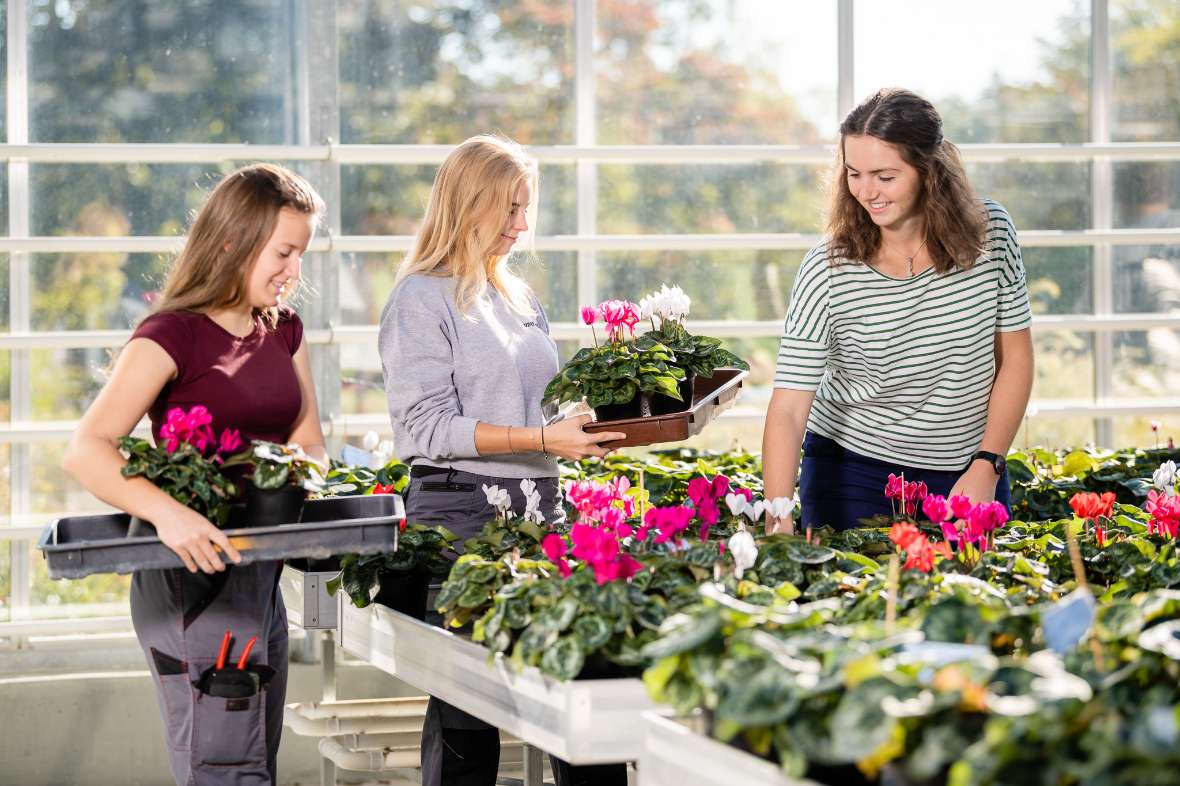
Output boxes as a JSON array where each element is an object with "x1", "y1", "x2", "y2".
[
  {"x1": 236, "y1": 636, "x2": 258, "y2": 670},
  {"x1": 214, "y1": 629, "x2": 232, "y2": 670}
]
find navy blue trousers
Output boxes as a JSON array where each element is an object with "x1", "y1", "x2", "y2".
[{"x1": 798, "y1": 432, "x2": 1011, "y2": 531}]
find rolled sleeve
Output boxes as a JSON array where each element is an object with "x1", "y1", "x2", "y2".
[
  {"x1": 991, "y1": 205, "x2": 1033, "y2": 332},
  {"x1": 378, "y1": 299, "x2": 480, "y2": 461},
  {"x1": 775, "y1": 246, "x2": 831, "y2": 391}
]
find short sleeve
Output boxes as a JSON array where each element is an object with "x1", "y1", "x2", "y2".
[
  {"x1": 131, "y1": 312, "x2": 193, "y2": 379},
  {"x1": 277, "y1": 309, "x2": 304, "y2": 355},
  {"x1": 775, "y1": 243, "x2": 832, "y2": 391},
  {"x1": 986, "y1": 202, "x2": 1033, "y2": 332}
]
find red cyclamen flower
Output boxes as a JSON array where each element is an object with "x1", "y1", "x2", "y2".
[{"x1": 1068, "y1": 491, "x2": 1116, "y2": 521}]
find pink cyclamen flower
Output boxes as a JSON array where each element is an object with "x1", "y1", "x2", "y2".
[
  {"x1": 598, "y1": 299, "x2": 641, "y2": 342},
  {"x1": 580, "y1": 306, "x2": 598, "y2": 325},
  {"x1": 949, "y1": 494, "x2": 973, "y2": 521},
  {"x1": 710, "y1": 475, "x2": 732, "y2": 499},
  {"x1": 686, "y1": 477, "x2": 714, "y2": 507},
  {"x1": 884, "y1": 473, "x2": 905, "y2": 500},
  {"x1": 542, "y1": 533, "x2": 572, "y2": 578},
  {"x1": 734, "y1": 487, "x2": 754, "y2": 503},
  {"x1": 218, "y1": 428, "x2": 243, "y2": 455},
  {"x1": 922, "y1": 494, "x2": 951, "y2": 523}
]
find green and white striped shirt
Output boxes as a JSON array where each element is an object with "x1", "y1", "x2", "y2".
[{"x1": 775, "y1": 199, "x2": 1032, "y2": 470}]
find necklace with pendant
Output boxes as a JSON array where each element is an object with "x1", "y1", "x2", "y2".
[{"x1": 885, "y1": 237, "x2": 928, "y2": 277}]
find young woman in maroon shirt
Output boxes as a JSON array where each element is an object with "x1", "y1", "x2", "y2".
[{"x1": 63, "y1": 163, "x2": 326, "y2": 785}]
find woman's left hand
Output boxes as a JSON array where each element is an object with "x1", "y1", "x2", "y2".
[{"x1": 948, "y1": 461, "x2": 999, "y2": 504}]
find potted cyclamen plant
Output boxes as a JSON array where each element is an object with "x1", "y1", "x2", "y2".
[
  {"x1": 118, "y1": 405, "x2": 243, "y2": 535},
  {"x1": 636, "y1": 284, "x2": 749, "y2": 411},
  {"x1": 543, "y1": 298, "x2": 687, "y2": 421},
  {"x1": 228, "y1": 440, "x2": 327, "y2": 526}
]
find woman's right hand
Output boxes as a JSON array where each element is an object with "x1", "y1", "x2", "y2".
[
  {"x1": 544, "y1": 415, "x2": 627, "y2": 460},
  {"x1": 150, "y1": 503, "x2": 243, "y2": 574}
]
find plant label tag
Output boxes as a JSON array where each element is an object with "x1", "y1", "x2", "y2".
[{"x1": 1043, "y1": 587, "x2": 1097, "y2": 655}]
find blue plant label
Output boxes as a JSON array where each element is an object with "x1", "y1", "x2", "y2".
[{"x1": 1043, "y1": 588, "x2": 1097, "y2": 655}]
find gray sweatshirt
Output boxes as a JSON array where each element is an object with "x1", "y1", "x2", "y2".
[{"x1": 378, "y1": 273, "x2": 560, "y2": 478}]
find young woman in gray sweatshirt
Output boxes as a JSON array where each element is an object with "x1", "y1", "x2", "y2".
[{"x1": 378, "y1": 134, "x2": 626, "y2": 786}]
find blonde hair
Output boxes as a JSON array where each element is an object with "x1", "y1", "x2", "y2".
[
  {"x1": 395, "y1": 135, "x2": 538, "y2": 316},
  {"x1": 151, "y1": 163, "x2": 325, "y2": 327}
]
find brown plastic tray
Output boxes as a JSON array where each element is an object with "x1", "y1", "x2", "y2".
[{"x1": 583, "y1": 368, "x2": 748, "y2": 448}]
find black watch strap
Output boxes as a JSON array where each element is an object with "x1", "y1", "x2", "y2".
[{"x1": 972, "y1": 450, "x2": 1006, "y2": 476}]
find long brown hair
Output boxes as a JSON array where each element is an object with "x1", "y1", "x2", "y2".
[
  {"x1": 827, "y1": 88, "x2": 986, "y2": 274},
  {"x1": 151, "y1": 163, "x2": 325, "y2": 326},
  {"x1": 395, "y1": 135, "x2": 538, "y2": 317}
]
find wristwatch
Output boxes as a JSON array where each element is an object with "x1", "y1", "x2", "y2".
[{"x1": 972, "y1": 450, "x2": 1007, "y2": 476}]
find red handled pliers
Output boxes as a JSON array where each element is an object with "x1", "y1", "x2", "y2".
[{"x1": 214, "y1": 629, "x2": 259, "y2": 670}]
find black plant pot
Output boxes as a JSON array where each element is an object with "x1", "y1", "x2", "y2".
[
  {"x1": 244, "y1": 483, "x2": 306, "y2": 527},
  {"x1": 593, "y1": 392, "x2": 653, "y2": 423},
  {"x1": 649, "y1": 373, "x2": 695, "y2": 416},
  {"x1": 373, "y1": 569, "x2": 431, "y2": 618}
]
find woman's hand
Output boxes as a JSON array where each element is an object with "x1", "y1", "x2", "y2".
[
  {"x1": 543, "y1": 415, "x2": 626, "y2": 460},
  {"x1": 949, "y1": 461, "x2": 999, "y2": 504},
  {"x1": 149, "y1": 502, "x2": 243, "y2": 574}
]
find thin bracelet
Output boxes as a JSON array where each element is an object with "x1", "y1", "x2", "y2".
[
  {"x1": 506, "y1": 426, "x2": 515, "y2": 455},
  {"x1": 540, "y1": 425, "x2": 548, "y2": 457}
]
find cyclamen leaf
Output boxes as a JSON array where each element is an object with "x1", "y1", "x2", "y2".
[{"x1": 540, "y1": 635, "x2": 585, "y2": 681}]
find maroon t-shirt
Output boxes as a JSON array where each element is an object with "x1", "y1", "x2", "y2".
[{"x1": 132, "y1": 309, "x2": 304, "y2": 449}]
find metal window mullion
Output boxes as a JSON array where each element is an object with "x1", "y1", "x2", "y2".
[
  {"x1": 837, "y1": 0, "x2": 854, "y2": 122},
  {"x1": 574, "y1": 0, "x2": 597, "y2": 343},
  {"x1": 1091, "y1": 0, "x2": 1114, "y2": 447},
  {"x1": 297, "y1": 3, "x2": 342, "y2": 454},
  {"x1": 7, "y1": 0, "x2": 32, "y2": 632}
]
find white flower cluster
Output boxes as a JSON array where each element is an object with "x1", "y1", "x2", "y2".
[
  {"x1": 1154, "y1": 460, "x2": 1177, "y2": 496},
  {"x1": 481, "y1": 480, "x2": 546, "y2": 524},
  {"x1": 638, "y1": 284, "x2": 691, "y2": 326},
  {"x1": 362, "y1": 431, "x2": 396, "y2": 470},
  {"x1": 724, "y1": 493, "x2": 796, "y2": 523}
]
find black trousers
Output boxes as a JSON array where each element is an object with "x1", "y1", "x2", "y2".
[
  {"x1": 408, "y1": 465, "x2": 627, "y2": 786},
  {"x1": 798, "y1": 431, "x2": 1012, "y2": 531}
]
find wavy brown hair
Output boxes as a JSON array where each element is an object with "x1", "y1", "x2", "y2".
[
  {"x1": 151, "y1": 163, "x2": 325, "y2": 327},
  {"x1": 827, "y1": 88, "x2": 987, "y2": 274}
]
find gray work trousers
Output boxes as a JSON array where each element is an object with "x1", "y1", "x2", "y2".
[
  {"x1": 409, "y1": 468, "x2": 563, "y2": 786},
  {"x1": 131, "y1": 560, "x2": 288, "y2": 786}
]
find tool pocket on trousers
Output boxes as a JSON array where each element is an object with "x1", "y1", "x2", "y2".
[{"x1": 192, "y1": 688, "x2": 267, "y2": 768}]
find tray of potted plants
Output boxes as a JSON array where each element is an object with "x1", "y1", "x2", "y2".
[
  {"x1": 39, "y1": 406, "x2": 406, "y2": 579},
  {"x1": 544, "y1": 286, "x2": 749, "y2": 448}
]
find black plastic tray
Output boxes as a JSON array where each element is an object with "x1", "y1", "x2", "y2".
[{"x1": 37, "y1": 495, "x2": 405, "y2": 580}]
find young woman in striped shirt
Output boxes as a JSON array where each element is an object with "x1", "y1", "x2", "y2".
[{"x1": 762, "y1": 88, "x2": 1035, "y2": 533}]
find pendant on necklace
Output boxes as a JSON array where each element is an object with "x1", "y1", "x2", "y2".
[{"x1": 907, "y1": 256, "x2": 914, "y2": 277}]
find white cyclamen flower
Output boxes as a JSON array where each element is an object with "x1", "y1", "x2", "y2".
[
  {"x1": 766, "y1": 496, "x2": 796, "y2": 521},
  {"x1": 639, "y1": 283, "x2": 692, "y2": 325},
  {"x1": 362, "y1": 431, "x2": 381, "y2": 452},
  {"x1": 483, "y1": 484, "x2": 512, "y2": 516},
  {"x1": 519, "y1": 478, "x2": 538, "y2": 498},
  {"x1": 727, "y1": 527, "x2": 758, "y2": 579},
  {"x1": 1154, "y1": 460, "x2": 1177, "y2": 496},
  {"x1": 725, "y1": 492, "x2": 750, "y2": 518},
  {"x1": 743, "y1": 499, "x2": 766, "y2": 523}
]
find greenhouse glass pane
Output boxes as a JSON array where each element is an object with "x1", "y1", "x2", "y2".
[
  {"x1": 30, "y1": 0, "x2": 298, "y2": 143},
  {"x1": 1111, "y1": 1, "x2": 1180, "y2": 142},
  {"x1": 856, "y1": 0, "x2": 1088, "y2": 143},
  {"x1": 598, "y1": 1, "x2": 838, "y2": 143},
  {"x1": 338, "y1": 0, "x2": 574, "y2": 145}
]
